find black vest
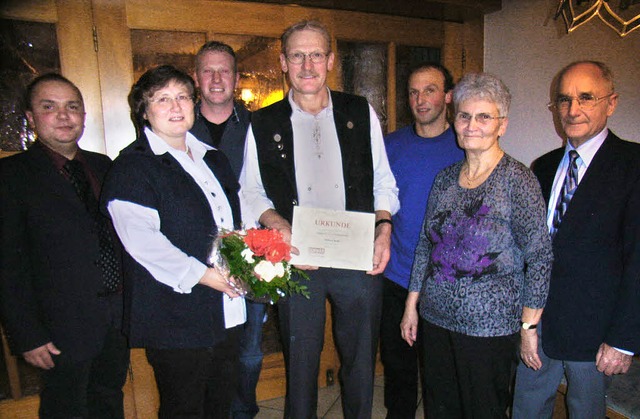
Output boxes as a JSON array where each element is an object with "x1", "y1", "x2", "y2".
[
  {"x1": 251, "y1": 90, "x2": 374, "y2": 223},
  {"x1": 102, "y1": 136, "x2": 241, "y2": 349}
]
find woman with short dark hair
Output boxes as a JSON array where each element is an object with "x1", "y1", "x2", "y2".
[{"x1": 102, "y1": 65, "x2": 245, "y2": 418}]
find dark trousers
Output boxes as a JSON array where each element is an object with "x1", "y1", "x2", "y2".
[
  {"x1": 380, "y1": 278, "x2": 425, "y2": 419},
  {"x1": 231, "y1": 300, "x2": 266, "y2": 419},
  {"x1": 421, "y1": 320, "x2": 518, "y2": 419},
  {"x1": 278, "y1": 268, "x2": 383, "y2": 419},
  {"x1": 39, "y1": 326, "x2": 129, "y2": 419},
  {"x1": 146, "y1": 326, "x2": 241, "y2": 419}
]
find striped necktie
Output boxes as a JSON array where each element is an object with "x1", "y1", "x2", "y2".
[{"x1": 550, "y1": 150, "x2": 579, "y2": 239}]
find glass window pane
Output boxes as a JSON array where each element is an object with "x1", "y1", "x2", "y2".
[
  {"x1": 130, "y1": 30, "x2": 284, "y2": 112},
  {"x1": 0, "y1": 19, "x2": 60, "y2": 153},
  {"x1": 338, "y1": 41, "x2": 388, "y2": 133},
  {"x1": 232, "y1": 36, "x2": 283, "y2": 111},
  {"x1": 131, "y1": 29, "x2": 205, "y2": 80},
  {"x1": 395, "y1": 45, "x2": 441, "y2": 129}
]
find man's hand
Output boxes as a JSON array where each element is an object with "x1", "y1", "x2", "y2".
[
  {"x1": 23, "y1": 342, "x2": 61, "y2": 370},
  {"x1": 367, "y1": 221, "x2": 391, "y2": 275},
  {"x1": 596, "y1": 343, "x2": 632, "y2": 376},
  {"x1": 519, "y1": 329, "x2": 542, "y2": 370},
  {"x1": 260, "y1": 209, "x2": 318, "y2": 271}
]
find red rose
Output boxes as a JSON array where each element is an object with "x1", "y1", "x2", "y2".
[
  {"x1": 264, "y1": 241, "x2": 291, "y2": 263},
  {"x1": 244, "y1": 228, "x2": 283, "y2": 256}
]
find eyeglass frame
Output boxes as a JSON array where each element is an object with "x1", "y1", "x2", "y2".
[
  {"x1": 454, "y1": 111, "x2": 507, "y2": 126},
  {"x1": 147, "y1": 94, "x2": 195, "y2": 108},
  {"x1": 285, "y1": 51, "x2": 330, "y2": 65},
  {"x1": 548, "y1": 92, "x2": 615, "y2": 111}
]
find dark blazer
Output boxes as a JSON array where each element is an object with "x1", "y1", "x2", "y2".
[
  {"x1": 0, "y1": 142, "x2": 121, "y2": 363},
  {"x1": 533, "y1": 131, "x2": 640, "y2": 361}
]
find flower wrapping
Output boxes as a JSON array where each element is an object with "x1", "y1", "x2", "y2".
[{"x1": 208, "y1": 228, "x2": 310, "y2": 304}]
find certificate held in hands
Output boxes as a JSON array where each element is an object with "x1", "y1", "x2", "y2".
[{"x1": 290, "y1": 206, "x2": 375, "y2": 271}]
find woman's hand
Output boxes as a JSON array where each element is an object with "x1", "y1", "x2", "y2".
[
  {"x1": 520, "y1": 329, "x2": 542, "y2": 370},
  {"x1": 199, "y1": 267, "x2": 242, "y2": 298},
  {"x1": 400, "y1": 308, "x2": 419, "y2": 347},
  {"x1": 400, "y1": 291, "x2": 421, "y2": 346}
]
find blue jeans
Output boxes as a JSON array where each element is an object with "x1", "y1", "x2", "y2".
[{"x1": 231, "y1": 300, "x2": 267, "y2": 419}]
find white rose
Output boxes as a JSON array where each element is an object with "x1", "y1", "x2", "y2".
[
  {"x1": 254, "y1": 260, "x2": 285, "y2": 283},
  {"x1": 241, "y1": 248, "x2": 255, "y2": 263}
]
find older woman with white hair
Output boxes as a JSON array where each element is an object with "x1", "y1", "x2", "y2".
[{"x1": 401, "y1": 72, "x2": 553, "y2": 418}]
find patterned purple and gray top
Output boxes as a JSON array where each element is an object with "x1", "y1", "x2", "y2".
[{"x1": 408, "y1": 154, "x2": 552, "y2": 337}]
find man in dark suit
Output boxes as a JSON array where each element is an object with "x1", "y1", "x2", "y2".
[
  {"x1": 0, "y1": 74, "x2": 129, "y2": 418},
  {"x1": 513, "y1": 61, "x2": 640, "y2": 418}
]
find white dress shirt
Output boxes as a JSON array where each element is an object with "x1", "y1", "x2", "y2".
[
  {"x1": 107, "y1": 127, "x2": 245, "y2": 328},
  {"x1": 240, "y1": 89, "x2": 399, "y2": 219}
]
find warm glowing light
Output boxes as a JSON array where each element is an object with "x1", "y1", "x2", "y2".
[
  {"x1": 261, "y1": 90, "x2": 285, "y2": 108},
  {"x1": 241, "y1": 88, "x2": 255, "y2": 103}
]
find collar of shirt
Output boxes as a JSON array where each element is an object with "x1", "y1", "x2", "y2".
[
  {"x1": 564, "y1": 127, "x2": 608, "y2": 170},
  {"x1": 144, "y1": 126, "x2": 214, "y2": 160},
  {"x1": 38, "y1": 140, "x2": 84, "y2": 172},
  {"x1": 287, "y1": 87, "x2": 333, "y2": 118},
  {"x1": 39, "y1": 141, "x2": 101, "y2": 196},
  {"x1": 195, "y1": 101, "x2": 240, "y2": 123},
  {"x1": 546, "y1": 127, "x2": 609, "y2": 229}
]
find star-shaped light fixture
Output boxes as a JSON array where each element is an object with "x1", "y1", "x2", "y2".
[{"x1": 555, "y1": 0, "x2": 640, "y2": 37}]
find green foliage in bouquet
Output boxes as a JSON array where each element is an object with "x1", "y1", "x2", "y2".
[{"x1": 217, "y1": 229, "x2": 310, "y2": 304}]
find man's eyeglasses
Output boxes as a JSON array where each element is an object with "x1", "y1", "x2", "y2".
[
  {"x1": 548, "y1": 93, "x2": 614, "y2": 111},
  {"x1": 455, "y1": 112, "x2": 506, "y2": 126},
  {"x1": 148, "y1": 94, "x2": 194, "y2": 108},
  {"x1": 285, "y1": 51, "x2": 329, "y2": 65}
]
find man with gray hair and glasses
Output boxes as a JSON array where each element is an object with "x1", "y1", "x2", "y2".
[
  {"x1": 513, "y1": 60, "x2": 640, "y2": 418},
  {"x1": 240, "y1": 19, "x2": 399, "y2": 419}
]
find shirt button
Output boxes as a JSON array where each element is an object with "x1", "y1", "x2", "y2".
[
  {"x1": 335, "y1": 184, "x2": 339, "y2": 188},
  {"x1": 308, "y1": 187, "x2": 312, "y2": 191}
]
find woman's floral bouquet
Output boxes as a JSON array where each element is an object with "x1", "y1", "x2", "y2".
[{"x1": 208, "y1": 228, "x2": 309, "y2": 304}]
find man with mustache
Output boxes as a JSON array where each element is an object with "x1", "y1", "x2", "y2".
[{"x1": 240, "y1": 20, "x2": 399, "y2": 419}]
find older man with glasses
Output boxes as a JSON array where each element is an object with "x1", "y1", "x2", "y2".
[
  {"x1": 513, "y1": 60, "x2": 640, "y2": 419},
  {"x1": 240, "y1": 19, "x2": 399, "y2": 419}
]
